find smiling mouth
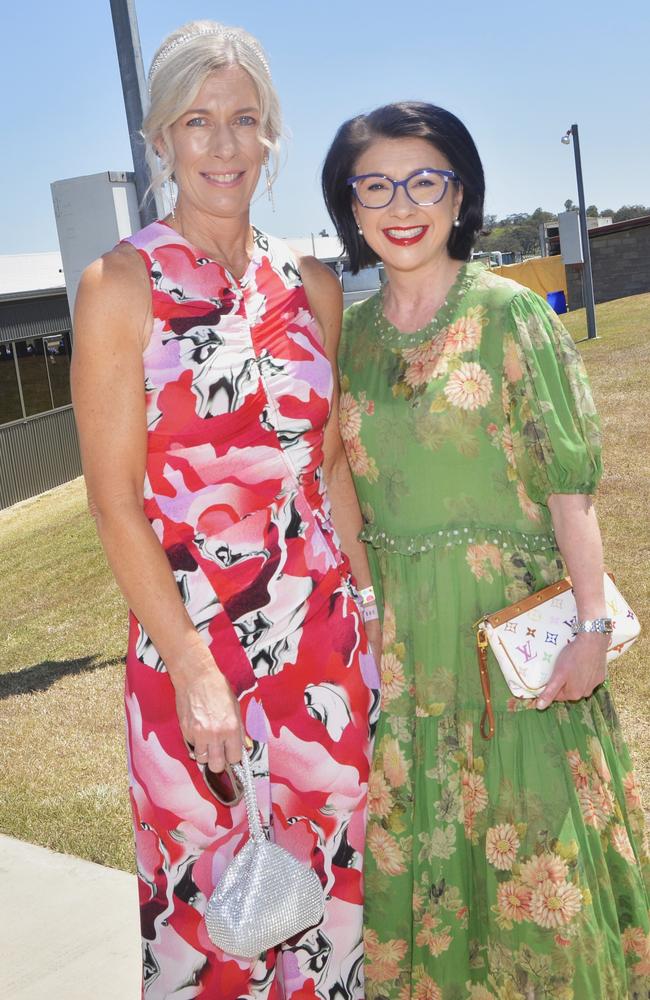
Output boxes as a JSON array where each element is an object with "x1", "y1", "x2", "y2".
[
  {"x1": 382, "y1": 225, "x2": 429, "y2": 246},
  {"x1": 201, "y1": 171, "x2": 245, "y2": 187}
]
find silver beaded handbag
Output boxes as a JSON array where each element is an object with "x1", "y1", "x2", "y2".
[{"x1": 204, "y1": 748, "x2": 325, "y2": 958}]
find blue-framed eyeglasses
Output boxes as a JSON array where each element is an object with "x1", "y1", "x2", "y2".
[{"x1": 347, "y1": 168, "x2": 459, "y2": 209}]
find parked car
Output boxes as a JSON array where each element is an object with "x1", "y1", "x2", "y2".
[{"x1": 471, "y1": 250, "x2": 520, "y2": 267}]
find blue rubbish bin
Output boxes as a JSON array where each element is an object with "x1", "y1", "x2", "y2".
[{"x1": 546, "y1": 290, "x2": 567, "y2": 314}]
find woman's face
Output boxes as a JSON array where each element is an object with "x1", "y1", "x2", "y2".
[
  {"x1": 350, "y1": 136, "x2": 463, "y2": 274},
  {"x1": 166, "y1": 64, "x2": 265, "y2": 221}
]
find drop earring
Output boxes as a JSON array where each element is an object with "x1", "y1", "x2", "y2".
[
  {"x1": 160, "y1": 155, "x2": 176, "y2": 221},
  {"x1": 264, "y1": 160, "x2": 275, "y2": 213},
  {"x1": 453, "y1": 217, "x2": 461, "y2": 228},
  {"x1": 168, "y1": 177, "x2": 177, "y2": 221}
]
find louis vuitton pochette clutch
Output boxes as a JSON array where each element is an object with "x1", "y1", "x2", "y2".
[{"x1": 475, "y1": 573, "x2": 640, "y2": 740}]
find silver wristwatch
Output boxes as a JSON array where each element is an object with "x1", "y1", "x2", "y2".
[{"x1": 571, "y1": 617, "x2": 614, "y2": 635}]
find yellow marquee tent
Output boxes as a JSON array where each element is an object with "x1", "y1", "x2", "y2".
[{"x1": 490, "y1": 255, "x2": 567, "y2": 299}]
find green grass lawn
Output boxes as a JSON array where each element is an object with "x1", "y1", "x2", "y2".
[
  {"x1": 0, "y1": 480, "x2": 133, "y2": 869},
  {"x1": 562, "y1": 294, "x2": 650, "y2": 806},
  {"x1": 1, "y1": 291, "x2": 648, "y2": 871}
]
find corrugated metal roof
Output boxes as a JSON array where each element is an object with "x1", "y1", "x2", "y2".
[
  {"x1": 0, "y1": 252, "x2": 65, "y2": 296},
  {"x1": 587, "y1": 214, "x2": 650, "y2": 239},
  {"x1": 0, "y1": 293, "x2": 71, "y2": 342}
]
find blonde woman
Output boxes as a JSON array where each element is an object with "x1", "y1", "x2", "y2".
[{"x1": 72, "y1": 21, "x2": 379, "y2": 999}]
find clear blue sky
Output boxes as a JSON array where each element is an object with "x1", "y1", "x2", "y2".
[{"x1": 3, "y1": 0, "x2": 648, "y2": 254}]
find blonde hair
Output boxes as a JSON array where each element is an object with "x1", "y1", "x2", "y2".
[{"x1": 143, "y1": 20, "x2": 282, "y2": 198}]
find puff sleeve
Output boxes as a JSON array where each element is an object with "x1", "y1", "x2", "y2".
[{"x1": 503, "y1": 289, "x2": 602, "y2": 503}]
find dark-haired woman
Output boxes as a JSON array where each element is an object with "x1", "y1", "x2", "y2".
[{"x1": 323, "y1": 103, "x2": 650, "y2": 999}]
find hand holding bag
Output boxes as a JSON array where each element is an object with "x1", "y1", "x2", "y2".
[
  {"x1": 475, "y1": 573, "x2": 641, "y2": 740},
  {"x1": 204, "y1": 748, "x2": 325, "y2": 957}
]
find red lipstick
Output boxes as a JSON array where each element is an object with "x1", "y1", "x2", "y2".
[{"x1": 381, "y1": 225, "x2": 429, "y2": 246}]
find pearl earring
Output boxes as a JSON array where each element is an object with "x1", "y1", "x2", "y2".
[
  {"x1": 357, "y1": 225, "x2": 363, "y2": 235},
  {"x1": 453, "y1": 217, "x2": 461, "y2": 228}
]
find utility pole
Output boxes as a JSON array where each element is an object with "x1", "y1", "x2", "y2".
[
  {"x1": 109, "y1": 0, "x2": 160, "y2": 226},
  {"x1": 566, "y1": 124, "x2": 598, "y2": 340}
]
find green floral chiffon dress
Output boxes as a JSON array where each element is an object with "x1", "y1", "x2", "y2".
[{"x1": 338, "y1": 263, "x2": 650, "y2": 1000}]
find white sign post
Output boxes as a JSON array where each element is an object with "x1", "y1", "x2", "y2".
[{"x1": 558, "y1": 211, "x2": 583, "y2": 265}]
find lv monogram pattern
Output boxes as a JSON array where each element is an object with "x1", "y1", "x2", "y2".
[{"x1": 487, "y1": 574, "x2": 640, "y2": 699}]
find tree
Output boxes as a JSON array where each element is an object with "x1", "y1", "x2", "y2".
[
  {"x1": 586, "y1": 204, "x2": 599, "y2": 217},
  {"x1": 612, "y1": 205, "x2": 650, "y2": 222},
  {"x1": 509, "y1": 223, "x2": 541, "y2": 255},
  {"x1": 473, "y1": 216, "x2": 543, "y2": 256},
  {"x1": 472, "y1": 202, "x2": 650, "y2": 260},
  {"x1": 530, "y1": 207, "x2": 556, "y2": 224}
]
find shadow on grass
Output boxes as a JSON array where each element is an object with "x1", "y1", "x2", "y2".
[{"x1": 0, "y1": 655, "x2": 123, "y2": 699}]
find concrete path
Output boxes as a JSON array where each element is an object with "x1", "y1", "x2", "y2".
[{"x1": 0, "y1": 834, "x2": 141, "y2": 999}]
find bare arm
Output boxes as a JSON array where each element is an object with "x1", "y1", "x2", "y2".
[
  {"x1": 536, "y1": 494, "x2": 608, "y2": 709},
  {"x1": 71, "y1": 247, "x2": 242, "y2": 770},
  {"x1": 300, "y1": 256, "x2": 381, "y2": 663}
]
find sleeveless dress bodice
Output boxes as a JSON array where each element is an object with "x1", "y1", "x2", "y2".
[{"x1": 125, "y1": 221, "x2": 347, "y2": 678}]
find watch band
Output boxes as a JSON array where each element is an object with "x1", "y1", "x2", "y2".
[{"x1": 571, "y1": 617, "x2": 614, "y2": 635}]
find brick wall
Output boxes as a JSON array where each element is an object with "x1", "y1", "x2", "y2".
[{"x1": 565, "y1": 216, "x2": 650, "y2": 309}]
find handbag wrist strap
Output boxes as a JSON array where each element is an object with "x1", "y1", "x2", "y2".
[
  {"x1": 232, "y1": 749, "x2": 265, "y2": 842},
  {"x1": 476, "y1": 627, "x2": 495, "y2": 741}
]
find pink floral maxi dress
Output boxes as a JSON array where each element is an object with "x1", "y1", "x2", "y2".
[
  {"x1": 122, "y1": 221, "x2": 379, "y2": 999},
  {"x1": 338, "y1": 262, "x2": 650, "y2": 999}
]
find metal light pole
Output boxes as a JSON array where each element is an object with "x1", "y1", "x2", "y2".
[
  {"x1": 109, "y1": 0, "x2": 160, "y2": 226},
  {"x1": 562, "y1": 124, "x2": 597, "y2": 339}
]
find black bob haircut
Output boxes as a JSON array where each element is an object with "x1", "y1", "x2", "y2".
[{"x1": 322, "y1": 102, "x2": 485, "y2": 274}]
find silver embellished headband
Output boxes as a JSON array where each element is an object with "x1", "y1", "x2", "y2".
[{"x1": 148, "y1": 25, "x2": 270, "y2": 88}]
